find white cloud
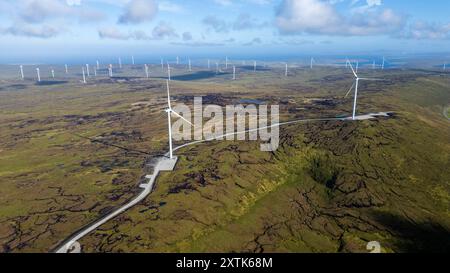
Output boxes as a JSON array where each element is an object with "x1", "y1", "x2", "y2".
[
  {"x1": 118, "y1": 0, "x2": 158, "y2": 24},
  {"x1": 275, "y1": 0, "x2": 405, "y2": 36}
]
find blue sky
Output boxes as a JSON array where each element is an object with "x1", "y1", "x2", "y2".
[{"x1": 1, "y1": 0, "x2": 450, "y2": 63}]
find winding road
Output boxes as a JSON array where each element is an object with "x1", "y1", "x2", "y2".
[{"x1": 54, "y1": 112, "x2": 390, "y2": 253}]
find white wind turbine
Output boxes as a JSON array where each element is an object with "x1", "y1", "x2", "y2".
[
  {"x1": 310, "y1": 57, "x2": 315, "y2": 69},
  {"x1": 65, "y1": 64, "x2": 68, "y2": 74},
  {"x1": 347, "y1": 61, "x2": 384, "y2": 120},
  {"x1": 207, "y1": 59, "x2": 210, "y2": 70},
  {"x1": 19, "y1": 65, "x2": 24, "y2": 80},
  {"x1": 82, "y1": 67, "x2": 86, "y2": 84},
  {"x1": 285, "y1": 63, "x2": 288, "y2": 77},
  {"x1": 86, "y1": 64, "x2": 90, "y2": 77},
  {"x1": 96, "y1": 60, "x2": 100, "y2": 70},
  {"x1": 167, "y1": 63, "x2": 171, "y2": 81},
  {"x1": 132, "y1": 55, "x2": 135, "y2": 65},
  {"x1": 382, "y1": 56, "x2": 385, "y2": 70},
  {"x1": 51, "y1": 69, "x2": 55, "y2": 79},
  {"x1": 233, "y1": 66, "x2": 236, "y2": 80},
  {"x1": 119, "y1": 57, "x2": 122, "y2": 69},
  {"x1": 109, "y1": 64, "x2": 113, "y2": 77},
  {"x1": 145, "y1": 64, "x2": 149, "y2": 78},
  {"x1": 165, "y1": 80, "x2": 193, "y2": 159},
  {"x1": 36, "y1": 68, "x2": 41, "y2": 82},
  {"x1": 254, "y1": 61, "x2": 257, "y2": 72},
  {"x1": 188, "y1": 59, "x2": 192, "y2": 72}
]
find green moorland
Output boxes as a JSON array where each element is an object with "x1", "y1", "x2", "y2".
[{"x1": 0, "y1": 65, "x2": 449, "y2": 252}]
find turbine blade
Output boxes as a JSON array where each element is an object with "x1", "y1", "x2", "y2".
[
  {"x1": 171, "y1": 110, "x2": 193, "y2": 126},
  {"x1": 348, "y1": 61, "x2": 358, "y2": 78},
  {"x1": 359, "y1": 78, "x2": 385, "y2": 81},
  {"x1": 345, "y1": 82, "x2": 355, "y2": 98}
]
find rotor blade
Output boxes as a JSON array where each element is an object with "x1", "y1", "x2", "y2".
[
  {"x1": 348, "y1": 61, "x2": 358, "y2": 78},
  {"x1": 359, "y1": 78, "x2": 386, "y2": 81},
  {"x1": 166, "y1": 80, "x2": 171, "y2": 109},
  {"x1": 171, "y1": 110, "x2": 193, "y2": 126},
  {"x1": 345, "y1": 82, "x2": 355, "y2": 98}
]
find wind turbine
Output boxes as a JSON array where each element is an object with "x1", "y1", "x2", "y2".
[
  {"x1": 86, "y1": 64, "x2": 90, "y2": 77},
  {"x1": 176, "y1": 56, "x2": 179, "y2": 65},
  {"x1": 132, "y1": 55, "x2": 135, "y2": 65},
  {"x1": 188, "y1": 59, "x2": 192, "y2": 72},
  {"x1": 382, "y1": 57, "x2": 385, "y2": 70},
  {"x1": 51, "y1": 69, "x2": 55, "y2": 79},
  {"x1": 443, "y1": 63, "x2": 447, "y2": 71},
  {"x1": 347, "y1": 61, "x2": 384, "y2": 120},
  {"x1": 96, "y1": 60, "x2": 100, "y2": 70},
  {"x1": 36, "y1": 68, "x2": 41, "y2": 82},
  {"x1": 19, "y1": 65, "x2": 24, "y2": 80},
  {"x1": 145, "y1": 64, "x2": 149, "y2": 78},
  {"x1": 65, "y1": 64, "x2": 68, "y2": 74},
  {"x1": 119, "y1": 57, "x2": 122, "y2": 69},
  {"x1": 254, "y1": 61, "x2": 257, "y2": 72},
  {"x1": 165, "y1": 80, "x2": 193, "y2": 159},
  {"x1": 310, "y1": 57, "x2": 315, "y2": 69},
  {"x1": 109, "y1": 64, "x2": 113, "y2": 77},
  {"x1": 167, "y1": 63, "x2": 171, "y2": 81},
  {"x1": 82, "y1": 67, "x2": 86, "y2": 84},
  {"x1": 233, "y1": 66, "x2": 236, "y2": 80},
  {"x1": 285, "y1": 63, "x2": 288, "y2": 77},
  {"x1": 372, "y1": 60, "x2": 376, "y2": 69},
  {"x1": 216, "y1": 62, "x2": 219, "y2": 74},
  {"x1": 207, "y1": 59, "x2": 210, "y2": 70},
  {"x1": 94, "y1": 67, "x2": 97, "y2": 77}
]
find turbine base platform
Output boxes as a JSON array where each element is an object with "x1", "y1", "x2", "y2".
[{"x1": 158, "y1": 156, "x2": 178, "y2": 171}]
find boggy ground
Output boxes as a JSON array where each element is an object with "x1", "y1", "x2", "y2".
[{"x1": 0, "y1": 66, "x2": 449, "y2": 252}]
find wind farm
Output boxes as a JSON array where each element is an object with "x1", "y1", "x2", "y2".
[{"x1": 0, "y1": 0, "x2": 449, "y2": 256}]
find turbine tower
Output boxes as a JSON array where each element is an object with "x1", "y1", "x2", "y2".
[
  {"x1": 51, "y1": 69, "x2": 55, "y2": 79},
  {"x1": 36, "y1": 68, "x2": 41, "y2": 82},
  {"x1": 382, "y1": 57, "x2": 385, "y2": 70},
  {"x1": 65, "y1": 64, "x2": 68, "y2": 74},
  {"x1": 82, "y1": 67, "x2": 86, "y2": 84},
  {"x1": 132, "y1": 55, "x2": 135, "y2": 65},
  {"x1": 86, "y1": 64, "x2": 90, "y2": 77},
  {"x1": 188, "y1": 59, "x2": 192, "y2": 72},
  {"x1": 119, "y1": 57, "x2": 122, "y2": 69},
  {"x1": 285, "y1": 63, "x2": 288, "y2": 77},
  {"x1": 19, "y1": 65, "x2": 24, "y2": 80},
  {"x1": 109, "y1": 64, "x2": 113, "y2": 77},
  {"x1": 167, "y1": 63, "x2": 171, "y2": 81},
  {"x1": 254, "y1": 61, "x2": 256, "y2": 72},
  {"x1": 165, "y1": 80, "x2": 193, "y2": 159},
  {"x1": 233, "y1": 66, "x2": 236, "y2": 80},
  {"x1": 310, "y1": 57, "x2": 315, "y2": 69},
  {"x1": 347, "y1": 61, "x2": 384, "y2": 120},
  {"x1": 145, "y1": 64, "x2": 149, "y2": 78},
  {"x1": 207, "y1": 59, "x2": 210, "y2": 70},
  {"x1": 96, "y1": 60, "x2": 100, "y2": 70}
]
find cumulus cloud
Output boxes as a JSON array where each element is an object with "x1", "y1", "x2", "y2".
[
  {"x1": 2, "y1": 24, "x2": 62, "y2": 38},
  {"x1": 19, "y1": 0, "x2": 104, "y2": 23},
  {"x1": 99, "y1": 21, "x2": 177, "y2": 40},
  {"x1": 399, "y1": 21, "x2": 450, "y2": 40},
  {"x1": 182, "y1": 32, "x2": 193, "y2": 41},
  {"x1": 202, "y1": 16, "x2": 229, "y2": 33},
  {"x1": 275, "y1": 0, "x2": 405, "y2": 36},
  {"x1": 118, "y1": 0, "x2": 158, "y2": 24}
]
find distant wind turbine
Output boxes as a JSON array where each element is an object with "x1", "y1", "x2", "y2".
[
  {"x1": 96, "y1": 60, "x2": 100, "y2": 70},
  {"x1": 119, "y1": 57, "x2": 122, "y2": 69},
  {"x1": 109, "y1": 64, "x2": 113, "y2": 77},
  {"x1": 382, "y1": 56, "x2": 385, "y2": 70},
  {"x1": 254, "y1": 61, "x2": 257, "y2": 72},
  {"x1": 132, "y1": 55, "x2": 135, "y2": 65},
  {"x1": 19, "y1": 65, "x2": 24, "y2": 80},
  {"x1": 165, "y1": 80, "x2": 192, "y2": 159},
  {"x1": 310, "y1": 57, "x2": 315, "y2": 69},
  {"x1": 167, "y1": 63, "x2": 171, "y2": 81},
  {"x1": 86, "y1": 64, "x2": 90, "y2": 77},
  {"x1": 188, "y1": 59, "x2": 192, "y2": 72},
  {"x1": 65, "y1": 64, "x2": 68, "y2": 74},
  {"x1": 82, "y1": 67, "x2": 86, "y2": 84},
  {"x1": 145, "y1": 64, "x2": 149, "y2": 78},
  {"x1": 36, "y1": 68, "x2": 41, "y2": 82},
  {"x1": 233, "y1": 66, "x2": 236, "y2": 80},
  {"x1": 285, "y1": 63, "x2": 288, "y2": 77},
  {"x1": 51, "y1": 69, "x2": 55, "y2": 78},
  {"x1": 207, "y1": 59, "x2": 210, "y2": 70}
]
